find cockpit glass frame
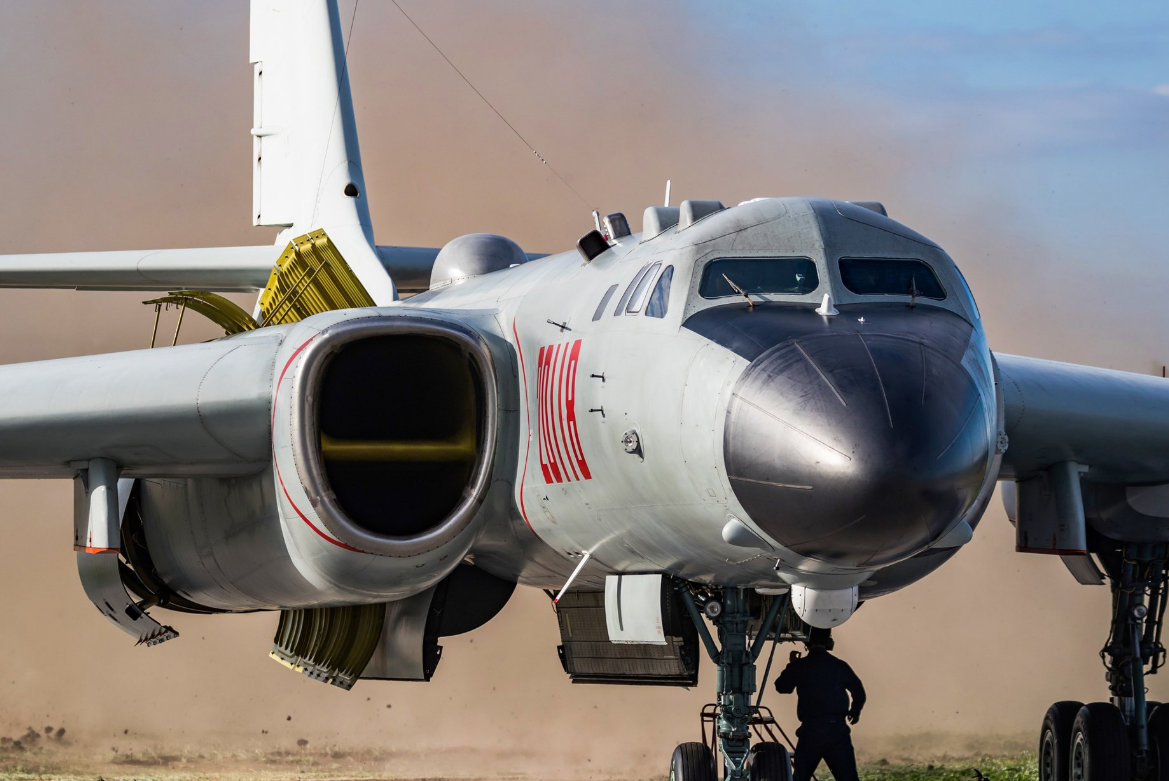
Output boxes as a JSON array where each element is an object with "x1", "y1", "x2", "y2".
[
  {"x1": 698, "y1": 257, "x2": 820, "y2": 300},
  {"x1": 626, "y1": 262, "x2": 662, "y2": 314},
  {"x1": 838, "y1": 257, "x2": 946, "y2": 300},
  {"x1": 952, "y1": 264, "x2": 981, "y2": 320}
]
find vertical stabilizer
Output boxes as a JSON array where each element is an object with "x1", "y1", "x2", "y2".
[{"x1": 250, "y1": 0, "x2": 395, "y2": 303}]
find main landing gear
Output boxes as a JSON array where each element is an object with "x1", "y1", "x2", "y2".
[
  {"x1": 670, "y1": 585, "x2": 799, "y2": 781},
  {"x1": 1039, "y1": 543, "x2": 1169, "y2": 781}
]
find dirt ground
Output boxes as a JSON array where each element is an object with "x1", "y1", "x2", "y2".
[{"x1": 0, "y1": 728, "x2": 1038, "y2": 781}]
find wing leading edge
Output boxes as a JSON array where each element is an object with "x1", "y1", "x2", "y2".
[{"x1": 997, "y1": 352, "x2": 1169, "y2": 484}]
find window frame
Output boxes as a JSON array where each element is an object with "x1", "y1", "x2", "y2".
[
  {"x1": 593, "y1": 284, "x2": 619, "y2": 321},
  {"x1": 837, "y1": 256, "x2": 948, "y2": 301},
  {"x1": 626, "y1": 262, "x2": 662, "y2": 314},
  {"x1": 645, "y1": 265, "x2": 674, "y2": 318},
  {"x1": 613, "y1": 263, "x2": 655, "y2": 316},
  {"x1": 698, "y1": 256, "x2": 821, "y2": 301}
]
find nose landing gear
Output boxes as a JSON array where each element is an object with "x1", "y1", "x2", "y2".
[
  {"x1": 673, "y1": 585, "x2": 799, "y2": 781},
  {"x1": 1038, "y1": 543, "x2": 1169, "y2": 781}
]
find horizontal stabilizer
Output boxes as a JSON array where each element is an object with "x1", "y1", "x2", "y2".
[
  {"x1": 0, "y1": 246, "x2": 277, "y2": 291},
  {"x1": 0, "y1": 245, "x2": 443, "y2": 293}
]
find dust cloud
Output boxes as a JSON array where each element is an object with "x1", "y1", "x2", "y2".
[{"x1": 0, "y1": 0, "x2": 1166, "y2": 775}]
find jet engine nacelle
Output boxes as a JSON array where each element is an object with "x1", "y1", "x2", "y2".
[
  {"x1": 270, "y1": 310, "x2": 501, "y2": 599},
  {"x1": 134, "y1": 308, "x2": 505, "y2": 610}
]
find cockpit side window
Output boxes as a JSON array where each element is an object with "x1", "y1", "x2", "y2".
[
  {"x1": 626, "y1": 262, "x2": 662, "y2": 314},
  {"x1": 645, "y1": 266, "x2": 674, "y2": 318},
  {"x1": 593, "y1": 284, "x2": 618, "y2": 321},
  {"x1": 614, "y1": 263, "x2": 654, "y2": 316},
  {"x1": 699, "y1": 258, "x2": 819, "y2": 299},
  {"x1": 838, "y1": 258, "x2": 946, "y2": 300}
]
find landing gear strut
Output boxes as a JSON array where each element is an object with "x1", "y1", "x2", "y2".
[
  {"x1": 1039, "y1": 542, "x2": 1169, "y2": 781},
  {"x1": 675, "y1": 585, "x2": 792, "y2": 781}
]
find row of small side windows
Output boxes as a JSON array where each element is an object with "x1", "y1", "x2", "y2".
[{"x1": 591, "y1": 264, "x2": 675, "y2": 321}]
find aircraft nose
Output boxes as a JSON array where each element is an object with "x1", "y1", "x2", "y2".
[{"x1": 724, "y1": 332, "x2": 991, "y2": 568}]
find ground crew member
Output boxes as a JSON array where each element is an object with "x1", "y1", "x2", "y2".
[{"x1": 774, "y1": 628, "x2": 865, "y2": 781}]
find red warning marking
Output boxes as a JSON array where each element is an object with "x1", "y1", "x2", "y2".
[{"x1": 538, "y1": 339, "x2": 592, "y2": 483}]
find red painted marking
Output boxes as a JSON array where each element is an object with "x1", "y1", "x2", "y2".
[
  {"x1": 536, "y1": 346, "x2": 549, "y2": 481},
  {"x1": 536, "y1": 346, "x2": 554, "y2": 483},
  {"x1": 540, "y1": 344, "x2": 563, "y2": 482},
  {"x1": 554, "y1": 343, "x2": 581, "y2": 481},
  {"x1": 74, "y1": 546, "x2": 118, "y2": 554},
  {"x1": 271, "y1": 334, "x2": 365, "y2": 553},
  {"x1": 536, "y1": 338, "x2": 592, "y2": 484},
  {"x1": 512, "y1": 318, "x2": 538, "y2": 534},
  {"x1": 566, "y1": 339, "x2": 591, "y2": 479}
]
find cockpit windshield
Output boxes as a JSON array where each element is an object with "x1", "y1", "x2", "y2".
[
  {"x1": 838, "y1": 257, "x2": 946, "y2": 300},
  {"x1": 699, "y1": 257, "x2": 819, "y2": 299}
]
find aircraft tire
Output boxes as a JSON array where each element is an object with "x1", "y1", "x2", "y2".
[
  {"x1": 749, "y1": 742, "x2": 792, "y2": 781},
  {"x1": 1039, "y1": 701, "x2": 1083, "y2": 781},
  {"x1": 670, "y1": 742, "x2": 717, "y2": 781},
  {"x1": 1148, "y1": 704, "x2": 1169, "y2": 780},
  {"x1": 1070, "y1": 703, "x2": 1130, "y2": 781}
]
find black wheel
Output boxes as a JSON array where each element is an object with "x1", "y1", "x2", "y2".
[
  {"x1": 671, "y1": 742, "x2": 717, "y2": 781},
  {"x1": 1070, "y1": 703, "x2": 1130, "y2": 781},
  {"x1": 1040, "y1": 701, "x2": 1083, "y2": 781},
  {"x1": 1149, "y1": 704, "x2": 1169, "y2": 780},
  {"x1": 750, "y1": 742, "x2": 792, "y2": 781}
]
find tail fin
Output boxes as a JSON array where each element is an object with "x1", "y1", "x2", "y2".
[{"x1": 250, "y1": 0, "x2": 395, "y2": 303}]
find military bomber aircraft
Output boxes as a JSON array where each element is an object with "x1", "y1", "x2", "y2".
[{"x1": 2, "y1": 3, "x2": 1169, "y2": 781}]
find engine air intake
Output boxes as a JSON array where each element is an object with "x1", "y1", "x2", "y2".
[
  {"x1": 286, "y1": 315, "x2": 499, "y2": 558},
  {"x1": 317, "y1": 335, "x2": 482, "y2": 537}
]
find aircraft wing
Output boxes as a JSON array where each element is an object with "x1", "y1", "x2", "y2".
[
  {"x1": 0, "y1": 328, "x2": 285, "y2": 478},
  {"x1": 0, "y1": 245, "x2": 440, "y2": 294},
  {"x1": 997, "y1": 352, "x2": 1169, "y2": 484}
]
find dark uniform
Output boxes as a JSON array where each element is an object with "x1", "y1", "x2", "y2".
[{"x1": 774, "y1": 647, "x2": 866, "y2": 781}]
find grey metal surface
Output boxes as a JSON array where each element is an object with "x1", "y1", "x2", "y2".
[
  {"x1": 998, "y1": 352, "x2": 1169, "y2": 483},
  {"x1": 76, "y1": 551, "x2": 178, "y2": 646},
  {"x1": 428, "y1": 234, "x2": 528, "y2": 290},
  {"x1": 75, "y1": 473, "x2": 177, "y2": 645},
  {"x1": 847, "y1": 201, "x2": 888, "y2": 216},
  {"x1": 361, "y1": 587, "x2": 438, "y2": 681},
  {"x1": 0, "y1": 245, "x2": 277, "y2": 291},
  {"x1": 376, "y1": 245, "x2": 441, "y2": 293},
  {"x1": 138, "y1": 470, "x2": 327, "y2": 610},
  {"x1": 1083, "y1": 481, "x2": 1169, "y2": 542},
  {"x1": 0, "y1": 243, "x2": 483, "y2": 295},
  {"x1": 1013, "y1": 462, "x2": 1088, "y2": 554},
  {"x1": 642, "y1": 206, "x2": 680, "y2": 239},
  {"x1": 604, "y1": 213, "x2": 632, "y2": 240},
  {"x1": 677, "y1": 200, "x2": 725, "y2": 231},
  {"x1": 0, "y1": 328, "x2": 285, "y2": 477},
  {"x1": 1061, "y1": 553, "x2": 1105, "y2": 586}
]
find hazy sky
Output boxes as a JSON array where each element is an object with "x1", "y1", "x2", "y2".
[{"x1": 0, "y1": 0, "x2": 1166, "y2": 770}]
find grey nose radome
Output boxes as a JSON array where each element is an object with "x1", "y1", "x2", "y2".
[{"x1": 723, "y1": 332, "x2": 991, "y2": 569}]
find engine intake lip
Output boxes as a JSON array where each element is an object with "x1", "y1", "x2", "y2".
[{"x1": 288, "y1": 314, "x2": 498, "y2": 557}]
